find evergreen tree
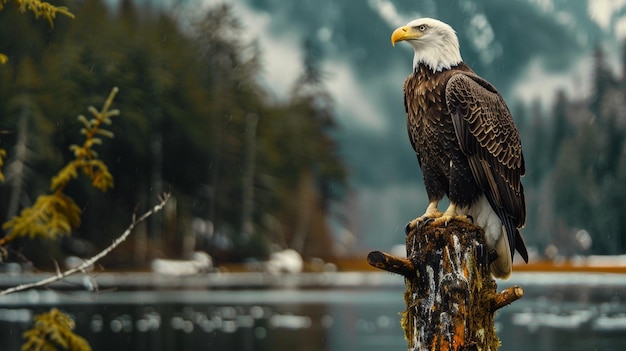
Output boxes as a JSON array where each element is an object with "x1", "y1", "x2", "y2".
[
  {"x1": 551, "y1": 44, "x2": 626, "y2": 255},
  {"x1": 549, "y1": 90, "x2": 573, "y2": 166},
  {"x1": 0, "y1": 0, "x2": 347, "y2": 266}
]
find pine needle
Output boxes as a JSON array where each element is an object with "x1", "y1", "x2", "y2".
[
  {"x1": 0, "y1": 148, "x2": 6, "y2": 181},
  {"x1": 2, "y1": 193, "x2": 81, "y2": 241},
  {"x1": 21, "y1": 308, "x2": 91, "y2": 351},
  {"x1": 8, "y1": 0, "x2": 75, "y2": 27}
]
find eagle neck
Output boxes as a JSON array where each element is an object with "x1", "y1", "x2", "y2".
[{"x1": 414, "y1": 62, "x2": 468, "y2": 79}]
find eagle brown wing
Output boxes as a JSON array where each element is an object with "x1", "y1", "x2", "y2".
[{"x1": 445, "y1": 73, "x2": 527, "y2": 261}]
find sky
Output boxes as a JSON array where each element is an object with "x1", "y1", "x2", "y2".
[
  {"x1": 212, "y1": 0, "x2": 614, "y2": 119},
  {"x1": 589, "y1": 0, "x2": 626, "y2": 36}
]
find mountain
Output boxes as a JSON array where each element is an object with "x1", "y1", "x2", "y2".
[{"x1": 207, "y1": 0, "x2": 622, "y2": 252}]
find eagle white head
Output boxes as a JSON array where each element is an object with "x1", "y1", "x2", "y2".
[{"x1": 391, "y1": 18, "x2": 462, "y2": 73}]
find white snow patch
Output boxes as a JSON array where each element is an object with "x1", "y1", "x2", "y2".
[
  {"x1": 512, "y1": 57, "x2": 592, "y2": 106},
  {"x1": 588, "y1": 0, "x2": 626, "y2": 30},
  {"x1": 151, "y1": 252, "x2": 213, "y2": 276},
  {"x1": 266, "y1": 249, "x2": 303, "y2": 274}
]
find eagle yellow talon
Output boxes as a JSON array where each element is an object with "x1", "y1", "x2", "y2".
[
  {"x1": 429, "y1": 213, "x2": 470, "y2": 227},
  {"x1": 408, "y1": 210, "x2": 443, "y2": 229},
  {"x1": 412, "y1": 201, "x2": 443, "y2": 225},
  {"x1": 415, "y1": 210, "x2": 443, "y2": 222},
  {"x1": 424, "y1": 203, "x2": 469, "y2": 227}
]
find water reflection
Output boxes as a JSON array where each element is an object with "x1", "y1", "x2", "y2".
[{"x1": 0, "y1": 272, "x2": 625, "y2": 350}]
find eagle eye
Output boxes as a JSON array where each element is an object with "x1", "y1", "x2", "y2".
[{"x1": 416, "y1": 24, "x2": 427, "y2": 32}]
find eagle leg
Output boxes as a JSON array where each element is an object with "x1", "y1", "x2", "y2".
[
  {"x1": 407, "y1": 201, "x2": 443, "y2": 233},
  {"x1": 416, "y1": 201, "x2": 443, "y2": 220},
  {"x1": 421, "y1": 200, "x2": 443, "y2": 219},
  {"x1": 428, "y1": 202, "x2": 470, "y2": 227}
]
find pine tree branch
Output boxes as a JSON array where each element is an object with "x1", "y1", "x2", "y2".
[
  {"x1": 1, "y1": 87, "x2": 119, "y2": 246},
  {"x1": 0, "y1": 193, "x2": 170, "y2": 296}
]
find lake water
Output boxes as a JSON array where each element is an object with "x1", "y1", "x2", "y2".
[{"x1": 1, "y1": 272, "x2": 626, "y2": 350}]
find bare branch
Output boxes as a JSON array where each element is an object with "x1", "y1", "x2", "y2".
[
  {"x1": 492, "y1": 285, "x2": 524, "y2": 311},
  {"x1": 367, "y1": 250, "x2": 414, "y2": 276},
  {"x1": 0, "y1": 193, "x2": 171, "y2": 296}
]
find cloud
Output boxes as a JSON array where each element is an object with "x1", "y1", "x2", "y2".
[
  {"x1": 192, "y1": 1, "x2": 390, "y2": 131},
  {"x1": 367, "y1": 0, "x2": 418, "y2": 28},
  {"x1": 192, "y1": 0, "x2": 302, "y2": 101},
  {"x1": 324, "y1": 60, "x2": 389, "y2": 132},
  {"x1": 588, "y1": 0, "x2": 626, "y2": 30},
  {"x1": 615, "y1": 16, "x2": 626, "y2": 40},
  {"x1": 218, "y1": 2, "x2": 303, "y2": 101},
  {"x1": 512, "y1": 57, "x2": 593, "y2": 106}
]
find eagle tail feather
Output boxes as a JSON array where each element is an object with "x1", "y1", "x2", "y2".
[{"x1": 515, "y1": 229, "x2": 529, "y2": 263}]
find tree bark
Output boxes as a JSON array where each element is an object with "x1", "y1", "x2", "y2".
[
  {"x1": 368, "y1": 219, "x2": 523, "y2": 351},
  {"x1": 6, "y1": 94, "x2": 31, "y2": 220}
]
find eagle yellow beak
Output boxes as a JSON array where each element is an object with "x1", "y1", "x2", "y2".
[{"x1": 391, "y1": 26, "x2": 421, "y2": 46}]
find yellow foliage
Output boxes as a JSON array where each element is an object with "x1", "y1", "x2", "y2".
[
  {"x1": 0, "y1": 0, "x2": 74, "y2": 27},
  {"x1": 0, "y1": 0, "x2": 75, "y2": 64},
  {"x1": 83, "y1": 159, "x2": 114, "y2": 191},
  {"x1": 2, "y1": 193, "x2": 81, "y2": 241},
  {"x1": 22, "y1": 308, "x2": 92, "y2": 351},
  {"x1": 0, "y1": 148, "x2": 6, "y2": 181},
  {"x1": 50, "y1": 160, "x2": 80, "y2": 191},
  {"x1": 1, "y1": 88, "x2": 119, "y2": 244},
  {"x1": 51, "y1": 160, "x2": 114, "y2": 192},
  {"x1": 59, "y1": 87, "x2": 118, "y2": 192}
]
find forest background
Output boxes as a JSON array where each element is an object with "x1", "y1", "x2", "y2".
[{"x1": 1, "y1": 0, "x2": 626, "y2": 270}]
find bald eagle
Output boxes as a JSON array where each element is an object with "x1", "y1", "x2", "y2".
[{"x1": 391, "y1": 18, "x2": 528, "y2": 278}]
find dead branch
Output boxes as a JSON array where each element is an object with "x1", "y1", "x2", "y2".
[
  {"x1": 0, "y1": 193, "x2": 171, "y2": 296},
  {"x1": 367, "y1": 250, "x2": 414, "y2": 276},
  {"x1": 493, "y1": 285, "x2": 524, "y2": 311}
]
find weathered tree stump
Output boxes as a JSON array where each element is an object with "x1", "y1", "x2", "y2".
[{"x1": 368, "y1": 219, "x2": 523, "y2": 351}]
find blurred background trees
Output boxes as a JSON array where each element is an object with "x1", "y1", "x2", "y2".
[
  {"x1": 546, "y1": 45, "x2": 626, "y2": 256},
  {"x1": 515, "y1": 42, "x2": 626, "y2": 257},
  {"x1": 0, "y1": 0, "x2": 346, "y2": 268}
]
